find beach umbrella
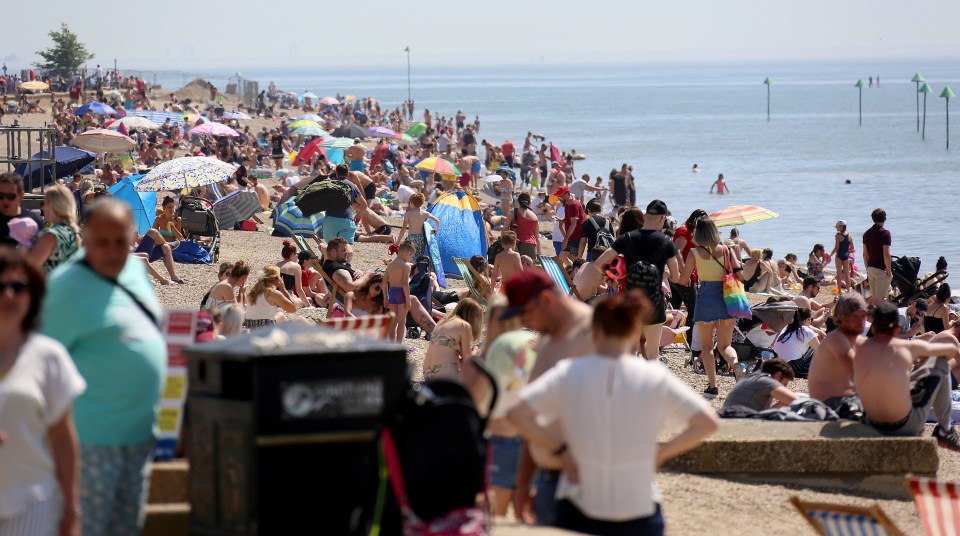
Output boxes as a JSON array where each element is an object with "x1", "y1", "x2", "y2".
[
  {"x1": 709, "y1": 205, "x2": 779, "y2": 227},
  {"x1": 394, "y1": 132, "x2": 414, "y2": 142},
  {"x1": 296, "y1": 114, "x2": 323, "y2": 122},
  {"x1": 302, "y1": 92, "x2": 319, "y2": 100},
  {"x1": 189, "y1": 123, "x2": 239, "y2": 137},
  {"x1": 292, "y1": 125, "x2": 327, "y2": 137},
  {"x1": 73, "y1": 129, "x2": 136, "y2": 153},
  {"x1": 481, "y1": 175, "x2": 503, "y2": 184},
  {"x1": 19, "y1": 80, "x2": 49, "y2": 91},
  {"x1": 321, "y1": 137, "x2": 354, "y2": 149},
  {"x1": 368, "y1": 126, "x2": 397, "y2": 138},
  {"x1": 344, "y1": 95, "x2": 356, "y2": 101},
  {"x1": 919, "y1": 83, "x2": 933, "y2": 140},
  {"x1": 106, "y1": 116, "x2": 160, "y2": 131},
  {"x1": 293, "y1": 138, "x2": 327, "y2": 166},
  {"x1": 135, "y1": 156, "x2": 237, "y2": 192},
  {"x1": 179, "y1": 113, "x2": 211, "y2": 124},
  {"x1": 911, "y1": 73, "x2": 926, "y2": 132},
  {"x1": 15, "y1": 146, "x2": 96, "y2": 191},
  {"x1": 74, "y1": 102, "x2": 117, "y2": 116},
  {"x1": 406, "y1": 122, "x2": 427, "y2": 137},
  {"x1": 941, "y1": 86, "x2": 955, "y2": 150},
  {"x1": 108, "y1": 174, "x2": 156, "y2": 235},
  {"x1": 854, "y1": 79, "x2": 866, "y2": 126},
  {"x1": 288, "y1": 120, "x2": 322, "y2": 130},
  {"x1": 222, "y1": 111, "x2": 251, "y2": 120},
  {"x1": 332, "y1": 124, "x2": 369, "y2": 139},
  {"x1": 272, "y1": 199, "x2": 323, "y2": 237},
  {"x1": 320, "y1": 96, "x2": 340, "y2": 106},
  {"x1": 105, "y1": 89, "x2": 123, "y2": 101},
  {"x1": 213, "y1": 190, "x2": 263, "y2": 229},
  {"x1": 763, "y1": 77, "x2": 772, "y2": 121},
  {"x1": 415, "y1": 157, "x2": 461, "y2": 178}
]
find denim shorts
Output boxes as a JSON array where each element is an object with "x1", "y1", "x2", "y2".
[{"x1": 489, "y1": 435, "x2": 523, "y2": 489}]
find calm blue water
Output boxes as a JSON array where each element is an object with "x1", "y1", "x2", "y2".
[{"x1": 153, "y1": 60, "x2": 960, "y2": 283}]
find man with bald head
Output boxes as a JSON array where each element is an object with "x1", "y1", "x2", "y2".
[{"x1": 40, "y1": 199, "x2": 167, "y2": 536}]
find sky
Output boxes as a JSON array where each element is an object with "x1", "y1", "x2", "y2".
[{"x1": 4, "y1": 0, "x2": 960, "y2": 71}]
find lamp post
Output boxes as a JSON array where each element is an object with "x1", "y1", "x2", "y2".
[
  {"x1": 404, "y1": 46, "x2": 411, "y2": 104},
  {"x1": 919, "y1": 83, "x2": 933, "y2": 140},
  {"x1": 941, "y1": 86, "x2": 956, "y2": 149},
  {"x1": 763, "y1": 77, "x2": 772, "y2": 121},
  {"x1": 855, "y1": 79, "x2": 866, "y2": 126},
  {"x1": 911, "y1": 72, "x2": 925, "y2": 132}
]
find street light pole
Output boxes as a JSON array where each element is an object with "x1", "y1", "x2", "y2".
[{"x1": 405, "y1": 46, "x2": 411, "y2": 104}]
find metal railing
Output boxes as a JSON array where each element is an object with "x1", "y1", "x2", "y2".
[{"x1": 1, "y1": 126, "x2": 57, "y2": 193}]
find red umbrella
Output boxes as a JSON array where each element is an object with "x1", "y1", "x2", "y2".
[{"x1": 293, "y1": 138, "x2": 327, "y2": 166}]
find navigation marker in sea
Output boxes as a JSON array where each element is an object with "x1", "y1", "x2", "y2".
[
  {"x1": 855, "y1": 79, "x2": 866, "y2": 126},
  {"x1": 763, "y1": 77, "x2": 772, "y2": 121},
  {"x1": 941, "y1": 86, "x2": 955, "y2": 150},
  {"x1": 919, "y1": 82, "x2": 934, "y2": 140},
  {"x1": 911, "y1": 72, "x2": 926, "y2": 132}
]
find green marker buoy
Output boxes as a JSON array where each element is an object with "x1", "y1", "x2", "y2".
[
  {"x1": 763, "y1": 77, "x2": 772, "y2": 121},
  {"x1": 941, "y1": 86, "x2": 956, "y2": 149},
  {"x1": 919, "y1": 83, "x2": 934, "y2": 140},
  {"x1": 911, "y1": 73, "x2": 925, "y2": 132},
  {"x1": 855, "y1": 79, "x2": 866, "y2": 126}
]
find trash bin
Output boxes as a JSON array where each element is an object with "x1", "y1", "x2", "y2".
[{"x1": 183, "y1": 323, "x2": 408, "y2": 535}]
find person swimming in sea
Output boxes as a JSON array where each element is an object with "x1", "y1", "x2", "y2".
[
  {"x1": 692, "y1": 164, "x2": 700, "y2": 173},
  {"x1": 709, "y1": 173, "x2": 730, "y2": 195}
]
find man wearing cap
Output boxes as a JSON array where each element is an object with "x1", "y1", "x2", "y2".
[
  {"x1": 592, "y1": 199, "x2": 679, "y2": 360},
  {"x1": 554, "y1": 185, "x2": 585, "y2": 263},
  {"x1": 500, "y1": 270, "x2": 594, "y2": 527}
]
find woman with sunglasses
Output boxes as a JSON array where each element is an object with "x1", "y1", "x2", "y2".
[{"x1": 0, "y1": 248, "x2": 86, "y2": 536}]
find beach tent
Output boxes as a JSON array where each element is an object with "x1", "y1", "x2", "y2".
[
  {"x1": 428, "y1": 191, "x2": 487, "y2": 279},
  {"x1": 108, "y1": 174, "x2": 156, "y2": 235}
]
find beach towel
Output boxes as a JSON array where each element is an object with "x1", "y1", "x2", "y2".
[{"x1": 171, "y1": 240, "x2": 211, "y2": 265}]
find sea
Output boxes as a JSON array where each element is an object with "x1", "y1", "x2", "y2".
[{"x1": 149, "y1": 59, "x2": 960, "y2": 286}]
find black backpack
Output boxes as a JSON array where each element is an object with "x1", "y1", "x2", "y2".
[
  {"x1": 295, "y1": 177, "x2": 353, "y2": 216},
  {"x1": 624, "y1": 233, "x2": 663, "y2": 294},
  {"x1": 588, "y1": 216, "x2": 614, "y2": 250}
]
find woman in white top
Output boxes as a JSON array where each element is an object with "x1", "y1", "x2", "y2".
[
  {"x1": 772, "y1": 308, "x2": 824, "y2": 378},
  {"x1": 508, "y1": 291, "x2": 718, "y2": 534},
  {"x1": 0, "y1": 249, "x2": 86, "y2": 536},
  {"x1": 244, "y1": 266, "x2": 297, "y2": 329}
]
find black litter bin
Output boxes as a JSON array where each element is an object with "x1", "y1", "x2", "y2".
[{"x1": 183, "y1": 322, "x2": 408, "y2": 535}]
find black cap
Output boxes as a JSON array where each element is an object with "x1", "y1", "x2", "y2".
[
  {"x1": 872, "y1": 302, "x2": 899, "y2": 334},
  {"x1": 646, "y1": 199, "x2": 669, "y2": 216}
]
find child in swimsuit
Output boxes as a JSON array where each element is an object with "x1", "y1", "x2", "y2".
[
  {"x1": 384, "y1": 241, "x2": 414, "y2": 343},
  {"x1": 395, "y1": 192, "x2": 440, "y2": 260}
]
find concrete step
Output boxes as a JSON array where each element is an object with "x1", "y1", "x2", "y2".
[
  {"x1": 149, "y1": 460, "x2": 189, "y2": 504},
  {"x1": 143, "y1": 503, "x2": 189, "y2": 536}
]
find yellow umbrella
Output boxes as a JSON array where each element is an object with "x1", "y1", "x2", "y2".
[
  {"x1": 288, "y1": 120, "x2": 321, "y2": 130},
  {"x1": 19, "y1": 80, "x2": 49, "y2": 91},
  {"x1": 709, "y1": 205, "x2": 779, "y2": 227}
]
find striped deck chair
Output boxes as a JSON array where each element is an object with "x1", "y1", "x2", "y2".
[
  {"x1": 537, "y1": 255, "x2": 582, "y2": 300},
  {"x1": 790, "y1": 497, "x2": 904, "y2": 536},
  {"x1": 907, "y1": 477, "x2": 960, "y2": 536},
  {"x1": 451, "y1": 257, "x2": 489, "y2": 309},
  {"x1": 323, "y1": 313, "x2": 394, "y2": 340}
]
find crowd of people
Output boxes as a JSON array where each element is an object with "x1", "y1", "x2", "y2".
[{"x1": 1, "y1": 74, "x2": 959, "y2": 536}]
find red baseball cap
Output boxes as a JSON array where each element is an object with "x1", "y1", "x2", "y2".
[
  {"x1": 500, "y1": 270, "x2": 556, "y2": 320},
  {"x1": 552, "y1": 185, "x2": 570, "y2": 197}
]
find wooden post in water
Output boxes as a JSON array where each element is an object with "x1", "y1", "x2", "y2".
[
  {"x1": 941, "y1": 86, "x2": 955, "y2": 150},
  {"x1": 763, "y1": 77, "x2": 772, "y2": 121},
  {"x1": 919, "y1": 83, "x2": 933, "y2": 140},
  {"x1": 855, "y1": 79, "x2": 866, "y2": 126},
  {"x1": 911, "y1": 73, "x2": 925, "y2": 133}
]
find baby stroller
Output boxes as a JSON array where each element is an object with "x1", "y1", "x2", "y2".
[
  {"x1": 406, "y1": 256, "x2": 436, "y2": 340},
  {"x1": 176, "y1": 196, "x2": 221, "y2": 263},
  {"x1": 691, "y1": 301, "x2": 790, "y2": 376},
  {"x1": 890, "y1": 255, "x2": 948, "y2": 307}
]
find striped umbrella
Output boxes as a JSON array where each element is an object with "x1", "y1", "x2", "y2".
[
  {"x1": 415, "y1": 157, "x2": 461, "y2": 178},
  {"x1": 322, "y1": 137, "x2": 354, "y2": 149},
  {"x1": 213, "y1": 190, "x2": 263, "y2": 229},
  {"x1": 73, "y1": 129, "x2": 136, "y2": 153},
  {"x1": 189, "y1": 123, "x2": 239, "y2": 137},
  {"x1": 296, "y1": 113, "x2": 323, "y2": 122},
  {"x1": 293, "y1": 126, "x2": 328, "y2": 137},
  {"x1": 135, "y1": 157, "x2": 237, "y2": 192},
  {"x1": 709, "y1": 205, "x2": 779, "y2": 227},
  {"x1": 106, "y1": 116, "x2": 160, "y2": 131},
  {"x1": 272, "y1": 199, "x2": 324, "y2": 237}
]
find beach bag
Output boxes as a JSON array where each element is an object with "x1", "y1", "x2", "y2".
[
  {"x1": 706, "y1": 246, "x2": 751, "y2": 319},
  {"x1": 296, "y1": 178, "x2": 352, "y2": 216},
  {"x1": 171, "y1": 240, "x2": 212, "y2": 265},
  {"x1": 587, "y1": 216, "x2": 614, "y2": 250}
]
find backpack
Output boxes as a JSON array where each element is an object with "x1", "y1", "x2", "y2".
[
  {"x1": 587, "y1": 216, "x2": 614, "y2": 250},
  {"x1": 623, "y1": 232, "x2": 663, "y2": 297},
  {"x1": 295, "y1": 177, "x2": 353, "y2": 216}
]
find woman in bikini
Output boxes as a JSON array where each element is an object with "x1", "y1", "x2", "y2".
[
  {"x1": 923, "y1": 284, "x2": 955, "y2": 334},
  {"x1": 205, "y1": 260, "x2": 250, "y2": 311},
  {"x1": 394, "y1": 193, "x2": 440, "y2": 260},
  {"x1": 340, "y1": 273, "x2": 387, "y2": 318},
  {"x1": 422, "y1": 298, "x2": 484, "y2": 380},
  {"x1": 276, "y1": 240, "x2": 312, "y2": 307},
  {"x1": 829, "y1": 220, "x2": 853, "y2": 291},
  {"x1": 153, "y1": 196, "x2": 184, "y2": 242}
]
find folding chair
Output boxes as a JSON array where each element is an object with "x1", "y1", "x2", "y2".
[
  {"x1": 660, "y1": 309, "x2": 691, "y2": 349},
  {"x1": 790, "y1": 497, "x2": 904, "y2": 536},
  {"x1": 906, "y1": 476, "x2": 960, "y2": 536},
  {"x1": 537, "y1": 255, "x2": 582, "y2": 300},
  {"x1": 322, "y1": 313, "x2": 394, "y2": 340},
  {"x1": 292, "y1": 235, "x2": 342, "y2": 311},
  {"x1": 451, "y1": 257, "x2": 489, "y2": 309}
]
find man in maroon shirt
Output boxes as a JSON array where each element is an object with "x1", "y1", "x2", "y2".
[
  {"x1": 555, "y1": 185, "x2": 585, "y2": 263},
  {"x1": 862, "y1": 208, "x2": 892, "y2": 306}
]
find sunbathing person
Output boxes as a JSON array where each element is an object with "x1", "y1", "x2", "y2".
[
  {"x1": 807, "y1": 292, "x2": 867, "y2": 420},
  {"x1": 853, "y1": 302, "x2": 960, "y2": 451},
  {"x1": 132, "y1": 228, "x2": 184, "y2": 285},
  {"x1": 354, "y1": 207, "x2": 395, "y2": 244}
]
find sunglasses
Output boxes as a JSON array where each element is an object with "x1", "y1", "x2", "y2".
[
  {"x1": 0, "y1": 281, "x2": 29, "y2": 295},
  {"x1": 0, "y1": 193, "x2": 18, "y2": 201}
]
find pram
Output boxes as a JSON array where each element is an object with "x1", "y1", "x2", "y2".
[
  {"x1": 691, "y1": 300, "x2": 791, "y2": 375},
  {"x1": 890, "y1": 255, "x2": 948, "y2": 307},
  {"x1": 406, "y1": 256, "x2": 436, "y2": 339},
  {"x1": 176, "y1": 196, "x2": 221, "y2": 262}
]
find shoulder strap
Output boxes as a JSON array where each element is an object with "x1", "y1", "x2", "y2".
[
  {"x1": 700, "y1": 245, "x2": 729, "y2": 274},
  {"x1": 381, "y1": 428, "x2": 418, "y2": 521},
  {"x1": 80, "y1": 260, "x2": 160, "y2": 327}
]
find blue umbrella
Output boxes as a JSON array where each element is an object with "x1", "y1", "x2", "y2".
[
  {"x1": 109, "y1": 174, "x2": 156, "y2": 235},
  {"x1": 272, "y1": 199, "x2": 323, "y2": 237},
  {"x1": 15, "y1": 146, "x2": 96, "y2": 191},
  {"x1": 74, "y1": 102, "x2": 118, "y2": 116}
]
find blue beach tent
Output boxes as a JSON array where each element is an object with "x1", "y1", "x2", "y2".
[{"x1": 428, "y1": 191, "x2": 487, "y2": 279}]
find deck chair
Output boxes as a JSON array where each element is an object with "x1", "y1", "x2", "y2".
[
  {"x1": 790, "y1": 497, "x2": 904, "y2": 536},
  {"x1": 323, "y1": 313, "x2": 394, "y2": 340},
  {"x1": 451, "y1": 257, "x2": 489, "y2": 309},
  {"x1": 906, "y1": 476, "x2": 960, "y2": 536},
  {"x1": 537, "y1": 255, "x2": 582, "y2": 300},
  {"x1": 660, "y1": 309, "x2": 691, "y2": 348}
]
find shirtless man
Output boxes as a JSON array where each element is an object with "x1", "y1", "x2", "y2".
[
  {"x1": 456, "y1": 149, "x2": 479, "y2": 191},
  {"x1": 347, "y1": 170, "x2": 378, "y2": 202},
  {"x1": 498, "y1": 270, "x2": 594, "y2": 526},
  {"x1": 354, "y1": 207, "x2": 394, "y2": 244},
  {"x1": 854, "y1": 302, "x2": 960, "y2": 450},
  {"x1": 794, "y1": 277, "x2": 833, "y2": 328},
  {"x1": 808, "y1": 292, "x2": 868, "y2": 420},
  {"x1": 247, "y1": 176, "x2": 271, "y2": 211},
  {"x1": 345, "y1": 139, "x2": 366, "y2": 173},
  {"x1": 492, "y1": 232, "x2": 523, "y2": 288}
]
